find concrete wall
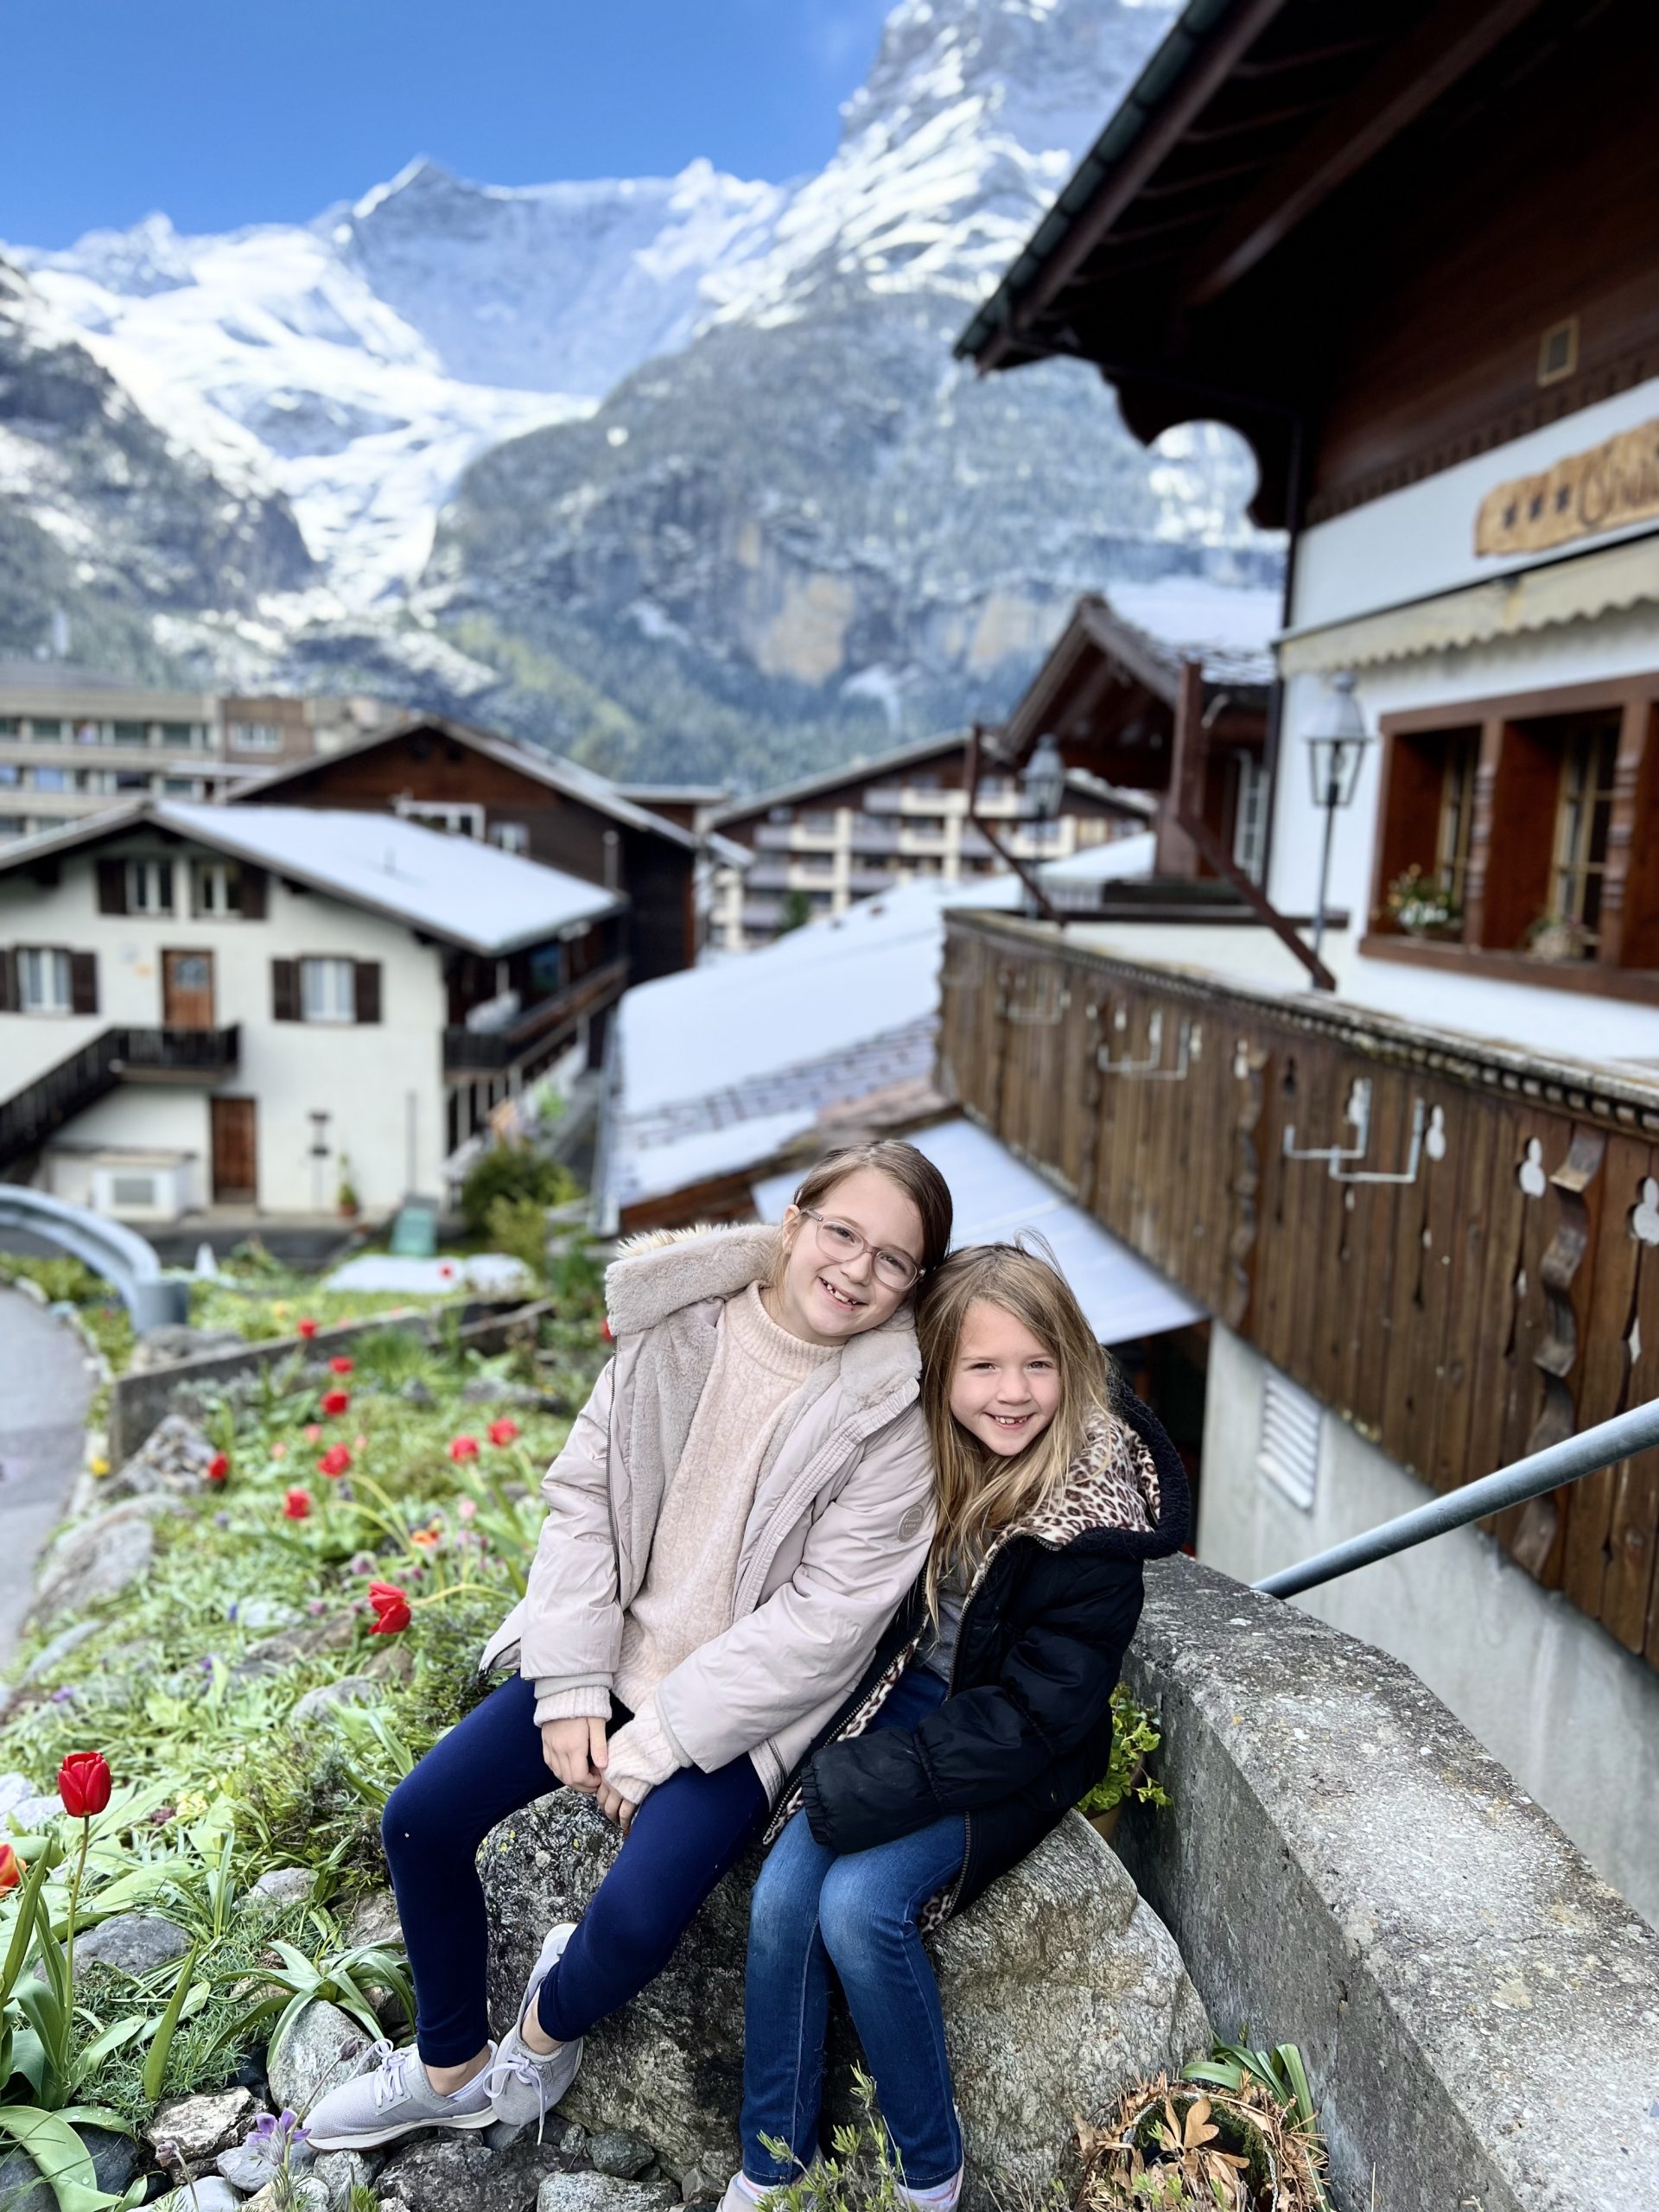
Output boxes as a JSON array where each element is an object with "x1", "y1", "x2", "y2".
[
  {"x1": 1197, "y1": 1319, "x2": 1659, "y2": 1928},
  {"x1": 0, "y1": 832, "x2": 449, "y2": 1215},
  {"x1": 1116, "y1": 1559, "x2": 1659, "y2": 2212}
]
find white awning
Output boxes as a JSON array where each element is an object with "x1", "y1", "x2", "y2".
[{"x1": 751, "y1": 1115, "x2": 1207, "y2": 1348}]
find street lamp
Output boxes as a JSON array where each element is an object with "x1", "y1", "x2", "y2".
[
  {"x1": 1305, "y1": 671, "x2": 1371, "y2": 963},
  {"x1": 1022, "y1": 733, "x2": 1066, "y2": 823}
]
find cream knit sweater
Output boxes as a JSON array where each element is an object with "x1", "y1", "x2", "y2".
[{"x1": 601, "y1": 1283, "x2": 836, "y2": 1804}]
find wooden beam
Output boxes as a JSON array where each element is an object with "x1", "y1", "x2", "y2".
[
  {"x1": 978, "y1": 0, "x2": 1291, "y2": 368},
  {"x1": 1182, "y1": 0, "x2": 1552, "y2": 308}
]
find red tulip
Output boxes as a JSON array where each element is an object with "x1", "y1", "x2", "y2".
[
  {"x1": 206, "y1": 1452, "x2": 231, "y2": 1484},
  {"x1": 58, "y1": 1751, "x2": 112, "y2": 1819},
  {"x1": 302, "y1": 1423, "x2": 321, "y2": 1444},
  {"x1": 283, "y1": 1487, "x2": 313, "y2": 1521},
  {"x1": 438, "y1": 1262, "x2": 455, "y2": 1280},
  {"x1": 328, "y1": 1356, "x2": 354, "y2": 1375},
  {"x1": 448, "y1": 1434, "x2": 480, "y2": 1462},
  {"x1": 317, "y1": 1446, "x2": 352, "y2": 1478},
  {"x1": 321, "y1": 1389, "x2": 351, "y2": 1418},
  {"x1": 296, "y1": 1318, "x2": 318, "y2": 1340},
  {"x1": 487, "y1": 1418, "x2": 520, "y2": 1447},
  {"x1": 367, "y1": 1581, "x2": 411, "y2": 1636},
  {"x1": 0, "y1": 1844, "x2": 20, "y2": 1891}
]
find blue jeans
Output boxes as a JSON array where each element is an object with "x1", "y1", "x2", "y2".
[
  {"x1": 382, "y1": 1672, "x2": 767, "y2": 2065},
  {"x1": 741, "y1": 1669, "x2": 966, "y2": 2191}
]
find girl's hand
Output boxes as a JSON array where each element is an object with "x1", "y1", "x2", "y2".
[
  {"x1": 541, "y1": 1716, "x2": 608, "y2": 1793},
  {"x1": 596, "y1": 1779, "x2": 639, "y2": 1835}
]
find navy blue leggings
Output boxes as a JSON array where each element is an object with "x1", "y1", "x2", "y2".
[{"x1": 381, "y1": 1672, "x2": 767, "y2": 2066}]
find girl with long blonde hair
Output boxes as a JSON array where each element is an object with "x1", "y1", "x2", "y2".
[{"x1": 726, "y1": 1241, "x2": 1190, "y2": 2212}]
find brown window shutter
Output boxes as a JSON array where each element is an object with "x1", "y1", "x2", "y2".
[
  {"x1": 353, "y1": 961, "x2": 382, "y2": 1024},
  {"x1": 239, "y1": 863, "x2": 268, "y2": 920},
  {"x1": 0, "y1": 950, "x2": 16, "y2": 1013},
  {"x1": 96, "y1": 859, "x2": 128, "y2": 916},
  {"x1": 271, "y1": 957, "x2": 299, "y2": 1022},
  {"x1": 69, "y1": 951, "x2": 99, "y2": 1017}
]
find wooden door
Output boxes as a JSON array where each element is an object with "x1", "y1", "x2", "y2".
[
  {"x1": 162, "y1": 949, "x2": 215, "y2": 1028},
  {"x1": 211, "y1": 1098, "x2": 257, "y2": 1204}
]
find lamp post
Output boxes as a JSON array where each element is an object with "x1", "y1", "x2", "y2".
[
  {"x1": 1305, "y1": 671, "x2": 1371, "y2": 963},
  {"x1": 1019, "y1": 734, "x2": 1065, "y2": 915}
]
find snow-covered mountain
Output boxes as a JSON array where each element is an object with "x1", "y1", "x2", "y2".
[{"x1": 2, "y1": 0, "x2": 1281, "y2": 785}]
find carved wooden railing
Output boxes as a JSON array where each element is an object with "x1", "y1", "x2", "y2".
[{"x1": 939, "y1": 911, "x2": 1659, "y2": 1669}]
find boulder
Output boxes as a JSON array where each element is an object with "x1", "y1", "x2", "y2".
[
  {"x1": 537, "y1": 2179, "x2": 678, "y2": 2212},
  {"x1": 21, "y1": 1620, "x2": 100, "y2": 1683},
  {"x1": 154, "y1": 2181, "x2": 241, "y2": 2212},
  {"x1": 482, "y1": 1795, "x2": 1208, "y2": 2206},
  {"x1": 376, "y1": 2129, "x2": 576, "y2": 2212},
  {"x1": 587, "y1": 2131, "x2": 657, "y2": 2181},
  {"x1": 148, "y1": 2088, "x2": 257, "y2": 2170},
  {"x1": 292, "y1": 1675, "x2": 385, "y2": 1726},
  {"x1": 239, "y1": 2177, "x2": 329, "y2": 2212},
  {"x1": 340, "y1": 1888, "x2": 403, "y2": 1952},
  {"x1": 102, "y1": 1414, "x2": 220, "y2": 1502},
  {"x1": 250, "y1": 1867, "x2": 321, "y2": 1908},
  {"x1": 0, "y1": 2124, "x2": 137, "y2": 2212},
  {"x1": 267, "y1": 1999, "x2": 373, "y2": 2119},
  {"x1": 312, "y1": 2148, "x2": 375, "y2": 2211},
  {"x1": 79, "y1": 1913, "x2": 193, "y2": 1977},
  {"x1": 29, "y1": 1497, "x2": 184, "y2": 1630}
]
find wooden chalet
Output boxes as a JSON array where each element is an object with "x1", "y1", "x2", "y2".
[
  {"x1": 227, "y1": 716, "x2": 734, "y2": 984},
  {"x1": 951, "y1": 0, "x2": 1659, "y2": 1917}
]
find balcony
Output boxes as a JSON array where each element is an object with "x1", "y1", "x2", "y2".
[
  {"x1": 939, "y1": 908, "x2": 1659, "y2": 1669},
  {"x1": 443, "y1": 958, "x2": 626, "y2": 1076},
  {"x1": 0, "y1": 1025, "x2": 239, "y2": 1168}
]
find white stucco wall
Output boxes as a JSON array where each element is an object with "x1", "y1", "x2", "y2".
[
  {"x1": 1198, "y1": 1320, "x2": 1659, "y2": 1929},
  {"x1": 0, "y1": 835, "x2": 449, "y2": 1215}
]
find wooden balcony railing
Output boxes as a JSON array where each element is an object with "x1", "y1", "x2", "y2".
[
  {"x1": 0, "y1": 1025, "x2": 240, "y2": 1167},
  {"x1": 940, "y1": 910, "x2": 1659, "y2": 1670},
  {"x1": 443, "y1": 958, "x2": 627, "y2": 1076}
]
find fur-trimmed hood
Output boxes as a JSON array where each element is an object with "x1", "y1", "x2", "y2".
[{"x1": 606, "y1": 1219, "x2": 920, "y2": 1413}]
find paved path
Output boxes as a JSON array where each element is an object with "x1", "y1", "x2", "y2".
[{"x1": 0, "y1": 1287, "x2": 96, "y2": 1669}]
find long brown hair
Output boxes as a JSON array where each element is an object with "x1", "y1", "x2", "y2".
[
  {"x1": 774, "y1": 1140, "x2": 954, "y2": 1289},
  {"x1": 916, "y1": 1242, "x2": 1116, "y2": 1608}
]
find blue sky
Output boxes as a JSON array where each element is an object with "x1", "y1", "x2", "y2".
[{"x1": 4, "y1": 0, "x2": 897, "y2": 248}]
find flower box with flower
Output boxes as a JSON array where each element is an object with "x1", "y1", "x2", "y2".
[{"x1": 1384, "y1": 864, "x2": 1462, "y2": 941}]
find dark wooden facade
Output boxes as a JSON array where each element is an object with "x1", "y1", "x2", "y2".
[
  {"x1": 942, "y1": 919, "x2": 1659, "y2": 1672},
  {"x1": 960, "y1": 0, "x2": 1658, "y2": 532},
  {"x1": 230, "y1": 720, "x2": 702, "y2": 982},
  {"x1": 940, "y1": 911, "x2": 1659, "y2": 1671}
]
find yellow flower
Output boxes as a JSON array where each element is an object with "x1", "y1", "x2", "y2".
[
  {"x1": 175, "y1": 1790, "x2": 209, "y2": 1821},
  {"x1": 88, "y1": 1456, "x2": 110, "y2": 1478},
  {"x1": 272, "y1": 1301, "x2": 290, "y2": 1320}
]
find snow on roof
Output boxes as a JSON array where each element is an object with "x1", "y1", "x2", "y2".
[
  {"x1": 1105, "y1": 579, "x2": 1281, "y2": 687},
  {"x1": 753, "y1": 1116, "x2": 1207, "y2": 1347},
  {"x1": 154, "y1": 804, "x2": 620, "y2": 954},
  {"x1": 620, "y1": 1108, "x2": 823, "y2": 1206},
  {"x1": 1041, "y1": 828, "x2": 1157, "y2": 885}
]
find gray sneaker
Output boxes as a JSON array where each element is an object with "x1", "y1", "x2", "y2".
[
  {"x1": 485, "y1": 1922, "x2": 583, "y2": 2145},
  {"x1": 304, "y1": 2035, "x2": 496, "y2": 2151}
]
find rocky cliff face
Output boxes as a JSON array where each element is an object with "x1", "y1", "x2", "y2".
[{"x1": 8, "y1": 0, "x2": 1280, "y2": 785}]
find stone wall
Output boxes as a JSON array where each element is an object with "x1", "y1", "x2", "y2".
[
  {"x1": 1116, "y1": 1558, "x2": 1659, "y2": 2212},
  {"x1": 107, "y1": 1299, "x2": 556, "y2": 1461}
]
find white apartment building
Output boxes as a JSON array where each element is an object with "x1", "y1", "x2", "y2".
[
  {"x1": 0, "y1": 804, "x2": 623, "y2": 1221},
  {"x1": 0, "y1": 664, "x2": 397, "y2": 842}
]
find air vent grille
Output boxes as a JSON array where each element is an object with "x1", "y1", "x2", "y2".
[{"x1": 1257, "y1": 1368, "x2": 1320, "y2": 1512}]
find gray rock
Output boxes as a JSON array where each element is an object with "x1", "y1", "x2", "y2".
[
  {"x1": 236, "y1": 1599, "x2": 302, "y2": 1635},
  {"x1": 0, "y1": 2124, "x2": 137, "y2": 2212},
  {"x1": 153, "y1": 2180, "x2": 242, "y2": 2212},
  {"x1": 340, "y1": 1888, "x2": 402, "y2": 1952},
  {"x1": 79, "y1": 1912, "x2": 193, "y2": 1977},
  {"x1": 29, "y1": 1496, "x2": 184, "y2": 1630},
  {"x1": 291, "y1": 1675, "x2": 384, "y2": 1726},
  {"x1": 0, "y1": 1771, "x2": 37, "y2": 1819},
  {"x1": 376, "y1": 2130, "x2": 573, "y2": 2212},
  {"x1": 216, "y1": 2144, "x2": 282, "y2": 2193},
  {"x1": 310, "y1": 2149, "x2": 373, "y2": 2212},
  {"x1": 21, "y1": 1620, "x2": 100, "y2": 1682},
  {"x1": 267, "y1": 1999, "x2": 373, "y2": 2120},
  {"x1": 538, "y1": 2179, "x2": 678, "y2": 2212},
  {"x1": 399, "y1": 1378, "x2": 435, "y2": 1408},
  {"x1": 674, "y1": 2155, "x2": 729, "y2": 2203},
  {"x1": 130, "y1": 1325, "x2": 247, "y2": 1373},
  {"x1": 459, "y1": 1378, "x2": 545, "y2": 1407},
  {"x1": 148, "y1": 2088, "x2": 257, "y2": 2168},
  {"x1": 239, "y1": 2177, "x2": 329, "y2": 2212},
  {"x1": 10, "y1": 1790, "x2": 64, "y2": 1827},
  {"x1": 238, "y1": 1613, "x2": 356, "y2": 1675},
  {"x1": 102, "y1": 1413, "x2": 220, "y2": 1503},
  {"x1": 482, "y1": 1797, "x2": 1207, "y2": 2208},
  {"x1": 588, "y1": 2132, "x2": 657, "y2": 2181},
  {"x1": 251, "y1": 1867, "x2": 320, "y2": 1908}
]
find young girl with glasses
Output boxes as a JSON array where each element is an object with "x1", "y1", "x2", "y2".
[
  {"x1": 306, "y1": 1141, "x2": 952, "y2": 2153},
  {"x1": 728, "y1": 1242, "x2": 1190, "y2": 2211}
]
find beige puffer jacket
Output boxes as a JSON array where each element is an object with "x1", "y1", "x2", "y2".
[{"x1": 478, "y1": 1222, "x2": 936, "y2": 1802}]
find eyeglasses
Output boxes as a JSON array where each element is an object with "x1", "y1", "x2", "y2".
[{"x1": 798, "y1": 1206, "x2": 922, "y2": 1294}]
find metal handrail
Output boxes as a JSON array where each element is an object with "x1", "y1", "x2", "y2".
[{"x1": 1255, "y1": 1397, "x2": 1659, "y2": 1599}]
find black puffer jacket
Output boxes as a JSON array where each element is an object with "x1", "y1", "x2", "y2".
[{"x1": 797, "y1": 1385, "x2": 1188, "y2": 1923}]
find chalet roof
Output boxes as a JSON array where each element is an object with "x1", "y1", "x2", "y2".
[
  {"x1": 223, "y1": 712, "x2": 747, "y2": 865},
  {"x1": 710, "y1": 731, "x2": 970, "y2": 832},
  {"x1": 0, "y1": 801, "x2": 623, "y2": 957},
  {"x1": 954, "y1": 0, "x2": 1545, "y2": 524}
]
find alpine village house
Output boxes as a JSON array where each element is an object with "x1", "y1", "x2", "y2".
[{"x1": 949, "y1": 0, "x2": 1659, "y2": 1922}]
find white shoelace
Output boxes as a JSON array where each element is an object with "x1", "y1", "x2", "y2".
[
  {"x1": 484, "y1": 2041, "x2": 556, "y2": 2142},
  {"x1": 366, "y1": 2039, "x2": 415, "y2": 2113}
]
